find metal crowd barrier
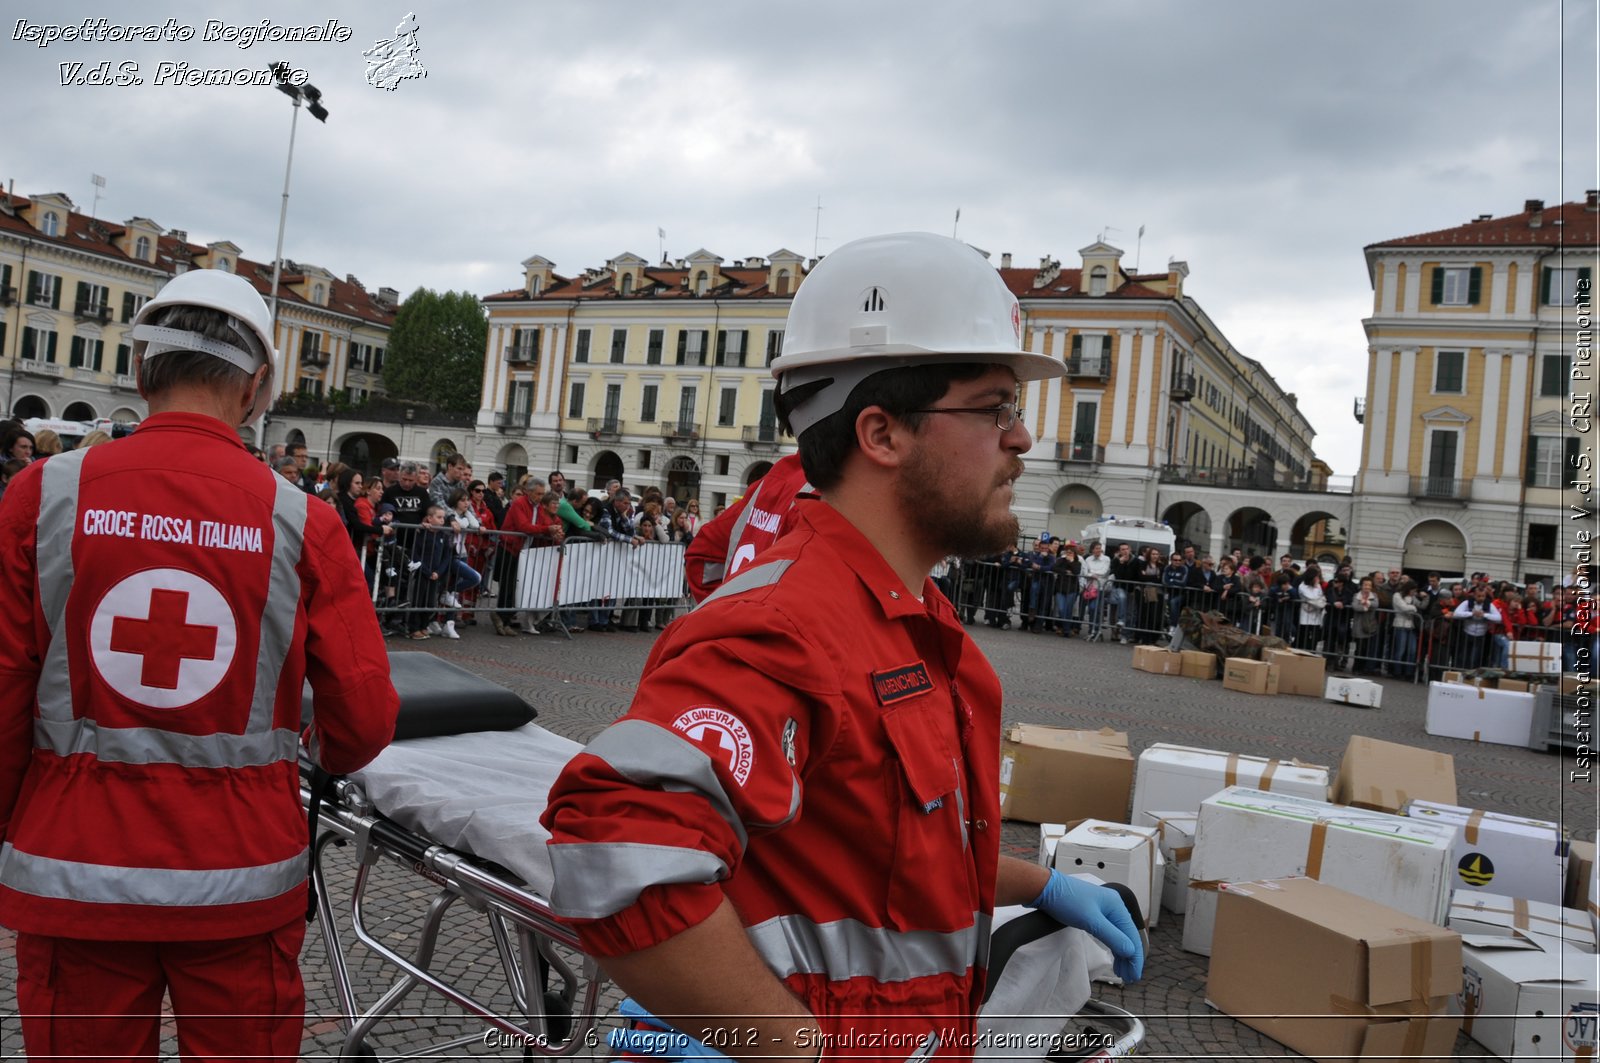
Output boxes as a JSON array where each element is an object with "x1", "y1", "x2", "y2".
[{"x1": 362, "y1": 524, "x2": 690, "y2": 637}]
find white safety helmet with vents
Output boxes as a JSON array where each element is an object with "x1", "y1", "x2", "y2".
[
  {"x1": 771, "y1": 231, "x2": 1063, "y2": 436},
  {"x1": 131, "y1": 269, "x2": 278, "y2": 426}
]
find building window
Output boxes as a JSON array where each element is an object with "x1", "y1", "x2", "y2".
[
  {"x1": 1069, "y1": 399, "x2": 1099, "y2": 460},
  {"x1": 774, "y1": 269, "x2": 790, "y2": 295},
  {"x1": 1542, "y1": 266, "x2": 1592, "y2": 306},
  {"x1": 41, "y1": 211, "x2": 60, "y2": 237},
  {"x1": 1540, "y1": 354, "x2": 1570, "y2": 397},
  {"x1": 568, "y1": 381, "x2": 586, "y2": 419},
  {"x1": 1527, "y1": 523, "x2": 1558, "y2": 560},
  {"x1": 677, "y1": 385, "x2": 697, "y2": 429},
  {"x1": 610, "y1": 328, "x2": 627, "y2": 364},
  {"x1": 620, "y1": 273, "x2": 634, "y2": 296},
  {"x1": 718, "y1": 386, "x2": 738, "y2": 426},
  {"x1": 27, "y1": 271, "x2": 61, "y2": 308},
  {"x1": 766, "y1": 330, "x2": 784, "y2": 365},
  {"x1": 297, "y1": 377, "x2": 324, "y2": 397},
  {"x1": 574, "y1": 329, "x2": 591, "y2": 363},
  {"x1": 1089, "y1": 266, "x2": 1108, "y2": 296},
  {"x1": 121, "y1": 291, "x2": 148, "y2": 323},
  {"x1": 69, "y1": 336, "x2": 104, "y2": 371},
  {"x1": 373, "y1": 347, "x2": 385, "y2": 373},
  {"x1": 217, "y1": 258, "x2": 231, "y2": 273},
  {"x1": 300, "y1": 330, "x2": 322, "y2": 364},
  {"x1": 134, "y1": 236, "x2": 151, "y2": 260},
  {"x1": 115, "y1": 343, "x2": 131, "y2": 375},
  {"x1": 1524, "y1": 434, "x2": 1568, "y2": 488},
  {"x1": 716, "y1": 329, "x2": 747, "y2": 367},
  {"x1": 694, "y1": 271, "x2": 709, "y2": 296},
  {"x1": 75, "y1": 282, "x2": 109, "y2": 318},
  {"x1": 677, "y1": 329, "x2": 707, "y2": 366},
  {"x1": 646, "y1": 329, "x2": 664, "y2": 365},
  {"x1": 1433, "y1": 350, "x2": 1465, "y2": 393},
  {"x1": 640, "y1": 384, "x2": 659, "y2": 423},
  {"x1": 312, "y1": 283, "x2": 324, "y2": 303},
  {"x1": 1430, "y1": 266, "x2": 1481, "y2": 306},
  {"x1": 21, "y1": 326, "x2": 57, "y2": 362},
  {"x1": 603, "y1": 383, "x2": 622, "y2": 426}
]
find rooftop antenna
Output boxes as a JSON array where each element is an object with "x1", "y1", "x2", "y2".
[
  {"x1": 1134, "y1": 224, "x2": 1145, "y2": 272},
  {"x1": 89, "y1": 173, "x2": 106, "y2": 220},
  {"x1": 658, "y1": 226, "x2": 666, "y2": 266},
  {"x1": 812, "y1": 196, "x2": 826, "y2": 259},
  {"x1": 952, "y1": 207, "x2": 961, "y2": 239},
  {"x1": 1099, "y1": 224, "x2": 1121, "y2": 244}
]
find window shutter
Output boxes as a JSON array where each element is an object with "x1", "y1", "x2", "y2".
[
  {"x1": 716, "y1": 330, "x2": 727, "y2": 363},
  {"x1": 26, "y1": 271, "x2": 39, "y2": 303},
  {"x1": 46, "y1": 332, "x2": 58, "y2": 361},
  {"x1": 117, "y1": 344, "x2": 131, "y2": 375},
  {"x1": 1430, "y1": 268, "x2": 1444, "y2": 305},
  {"x1": 676, "y1": 331, "x2": 687, "y2": 365},
  {"x1": 76, "y1": 281, "x2": 89, "y2": 309},
  {"x1": 70, "y1": 336, "x2": 84, "y2": 368},
  {"x1": 1101, "y1": 335, "x2": 1112, "y2": 357},
  {"x1": 1467, "y1": 267, "x2": 1482, "y2": 305},
  {"x1": 50, "y1": 276, "x2": 60, "y2": 309},
  {"x1": 1071, "y1": 334, "x2": 1082, "y2": 357},
  {"x1": 1540, "y1": 267, "x2": 1553, "y2": 305},
  {"x1": 21, "y1": 327, "x2": 35, "y2": 360},
  {"x1": 91, "y1": 339, "x2": 103, "y2": 371},
  {"x1": 122, "y1": 291, "x2": 135, "y2": 322},
  {"x1": 1525, "y1": 434, "x2": 1539, "y2": 484},
  {"x1": 1582, "y1": 267, "x2": 1594, "y2": 289},
  {"x1": 1568, "y1": 435, "x2": 1583, "y2": 477}
]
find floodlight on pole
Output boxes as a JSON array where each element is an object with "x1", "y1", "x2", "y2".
[{"x1": 266, "y1": 62, "x2": 328, "y2": 381}]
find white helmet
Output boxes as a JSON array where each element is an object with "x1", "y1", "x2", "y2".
[
  {"x1": 771, "y1": 232, "x2": 1063, "y2": 436},
  {"x1": 131, "y1": 269, "x2": 278, "y2": 426}
]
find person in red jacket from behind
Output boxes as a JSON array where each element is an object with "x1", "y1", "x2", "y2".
[
  {"x1": 684, "y1": 452, "x2": 815, "y2": 602},
  {"x1": 0, "y1": 270, "x2": 398, "y2": 1062}
]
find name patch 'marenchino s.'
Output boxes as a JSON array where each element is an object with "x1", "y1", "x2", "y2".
[{"x1": 872, "y1": 661, "x2": 934, "y2": 706}]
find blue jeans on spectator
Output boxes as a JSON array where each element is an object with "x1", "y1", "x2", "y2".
[
  {"x1": 1392, "y1": 627, "x2": 1417, "y2": 680},
  {"x1": 449, "y1": 558, "x2": 482, "y2": 595},
  {"x1": 1490, "y1": 633, "x2": 1510, "y2": 669},
  {"x1": 1055, "y1": 591, "x2": 1078, "y2": 636}
]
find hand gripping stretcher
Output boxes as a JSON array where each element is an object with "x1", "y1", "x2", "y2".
[{"x1": 301, "y1": 653, "x2": 1144, "y2": 1061}]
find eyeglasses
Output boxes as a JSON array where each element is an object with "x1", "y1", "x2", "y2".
[{"x1": 905, "y1": 401, "x2": 1024, "y2": 431}]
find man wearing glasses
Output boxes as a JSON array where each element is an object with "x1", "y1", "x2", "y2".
[{"x1": 545, "y1": 233, "x2": 1143, "y2": 1062}]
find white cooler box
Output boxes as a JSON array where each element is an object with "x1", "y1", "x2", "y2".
[
  {"x1": 1136, "y1": 809, "x2": 1198, "y2": 916},
  {"x1": 1324, "y1": 676, "x2": 1382, "y2": 708},
  {"x1": 1405, "y1": 799, "x2": 1568, "y2": 905},
  {"x1": 1052, "y1": 819, "x2": 1164, "y2": 928},
  {"x1": 1182, "y1": 786, "x2": 1456, "y2": 956},
  {"x1": 1130, "y1": 742, "x2": 1330, "y2": 821},
  {"x1": 1457, "y1": 936, "x2": 1600, "y2": 1060},
  {"x1": 1448, "y1": 890, "x2": 1597, "y2": 953},
  {"x1": 1425, "y1": 682, "x2": 1540, "y2": 748}
]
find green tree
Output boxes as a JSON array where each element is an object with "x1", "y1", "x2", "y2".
[{"x1": 380, "y1": 288, "x2": 488, "y2": 412}]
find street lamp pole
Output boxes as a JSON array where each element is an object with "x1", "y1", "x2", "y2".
[{"x1": 263, "y1": 62, "x2": 328, "y2": 445}]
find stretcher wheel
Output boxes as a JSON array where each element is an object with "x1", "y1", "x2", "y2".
[{"x1": 543, "y1": 989, "x2": 573, "y2": 1043}]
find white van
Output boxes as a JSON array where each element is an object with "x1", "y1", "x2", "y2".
[
  {"x1": 22, "y1": 417, "x2": 94, "y2": 449},
  {"x1": 1078, "y1": 515, "x2": 1177, "y2": 557}
]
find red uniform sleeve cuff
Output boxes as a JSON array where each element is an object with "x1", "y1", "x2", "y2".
[{"x1": 572, "y1": 882, "x2": 724, "y2": 958}]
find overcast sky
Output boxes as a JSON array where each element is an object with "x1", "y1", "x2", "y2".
[{"x1": 4, "y1": 1, "x2": 1595, "y2": 474}]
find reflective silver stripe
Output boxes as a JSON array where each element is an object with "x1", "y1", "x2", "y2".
[
  {"x1": 34, "y1": 718, "x2": 299, "y2": 768},
  {"x1": 0, "y1": 843, "x2": 307, "y2": 907},
  {"x1": 545, "y1": 842, "x2": 728, "y2": 920},
  {"x1": 697, "y1": 559, "x2": 794, "y2": 609},
  {"x1": 701, "y1": 561, "x2": 726, "y2": 584},
  {"x1": 250, "y1": 477, "x2": 306, "y2": 735},
  {"x1": 35, "y1": 449, "x2": 90, "y2": 724},
  {"x1": 952, "y1": 763, "x2": 967, "y2": 852},
  {"x1": 746, "y1": 911, "x2": 991, "y2": 984},
  {"x1": 584, "y1": 720, "x2": 748, "y2": 851},
  {"x1": 720, "y1": 480, "x2": 763, "y2": 579}
]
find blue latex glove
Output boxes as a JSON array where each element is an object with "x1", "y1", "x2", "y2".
[
  {"x1": 608, "y1": 999, "x2": 731, "y2": 1059},
  {"x1": 1028, "y1": 869, "x2": 1144, "y2": 983}
]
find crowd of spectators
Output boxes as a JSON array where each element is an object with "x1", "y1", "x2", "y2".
[{"x1": 948, "y1": 535, "x2": 1595, "y2": 679}]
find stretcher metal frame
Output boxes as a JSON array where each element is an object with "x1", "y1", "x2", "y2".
[{"x1": 301, "y1": 770, "x2": 607, "y2": 1061}]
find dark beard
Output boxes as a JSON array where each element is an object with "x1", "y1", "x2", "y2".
[{"x1": 895, "y1": 448, "x2": 1024, "y2": 559}]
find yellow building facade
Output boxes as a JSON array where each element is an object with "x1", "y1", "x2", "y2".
[{"x1": 1349, "y1": 195, "x2": 1596, "y2": 582}]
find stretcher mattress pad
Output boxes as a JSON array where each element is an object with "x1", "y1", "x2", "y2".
[{"x1": 349, "y1": 722, "x2": 583, "y2": 898}]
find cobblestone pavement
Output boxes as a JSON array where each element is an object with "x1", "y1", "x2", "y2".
[{"x1": 2, "y1": 620, "x2": 1593, "y2": 1059}]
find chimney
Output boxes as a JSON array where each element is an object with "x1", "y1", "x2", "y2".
[
  {"x1": 1587, "y1": 189, "x2": 1599, "y2": 211},
  {"x1": 1524, "y1": 199, "x2": 1545, "y2": 213},
  {"x1": 346, "y1": 273, "x2": 362, "y2": 288},
  {"x1": 377, "y1": 286, "x2": 399, "y2": 307},
  {"x1": 1001, "y1": 252, "x2": 1012, "y2": 269},
  {"x1": 167, "y1": 228, "x2": 187, "y2": 243}
]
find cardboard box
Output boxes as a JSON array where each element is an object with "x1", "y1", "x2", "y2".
[
  {"x1": 1262, "y1": 646, "x2": 1327, "y2": 697},
  {"x1": 1053, "y1": 819, "x2": 1165, "y2": 928},
  {"x1": 1425, "y1": 681, "x2": 1539, "y2": 748},
  {"x1": 1332, "y1": 735, "x2": 1458, "y2": 814},
  {"x1": 1207, "y1": 877, "x2": 1462, "y2": 1063},
  {"x1": 1182, "y1": 786, "x2": 1456, "y2": 956},
  {"x1": 1457, "y1": 938, "x2": 1600, "y2": 1060},
  {"x1": 1508, "y1": 639, "x2": 1563, "y2": 676},
  {"x1": 1131, "y1": 644, "x2": 1184, "y2": 675},
  {"x1": 1568, "y1": 840, "x2": 1596, "y2": 912},
  {"x1": 1132, "y1": 742, "x2": 1331, "y2": 821},
  {"x1": 1222, "y1": 657, "x2": 1279, "y2": 695},
  {"x1": 1324, "y1": 675, "x2": 1383, "y2": 708},
  {"x1": 1136, "y1": 809, "x2": 1198, "y2": 915},
  {"x1": 1037, "y1": 823, "x2": 1069, "y2": 867},
  {"x1": 1179, "y1": 649, "x2": 1217, "y2": 679},
  {"x1": 1404, "y1": 800, "x2": 1567, "y2": 905},
  {"x1": 998, "y1": 725, "x2": 1133, "y2": 824},
  {"x1": 1448, "y1": 890, "x2": 1597, "y2": 953}
]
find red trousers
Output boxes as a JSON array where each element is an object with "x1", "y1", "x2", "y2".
[{"x1": 15, "y1": 920, "x2": 306, "y2": 1063}]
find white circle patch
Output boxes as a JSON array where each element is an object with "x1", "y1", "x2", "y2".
[
  {"x1": 671, "y1": 707, "x2": 755, "y2": 787},
  {"x1": 89, "y1": 568, "x2": 238, "y2": 710}
]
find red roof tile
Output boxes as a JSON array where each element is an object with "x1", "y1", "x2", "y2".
[{"x1": 1368, "y1": 199, "x2": 1600, "y2": 250}]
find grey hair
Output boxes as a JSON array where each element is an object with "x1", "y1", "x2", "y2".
[
  {"x1": 137, "y1": 305, "x2": 265, "y2": 398},
  {"x1": 400, "y1": 461, "x2": 422, "y2": 475}
]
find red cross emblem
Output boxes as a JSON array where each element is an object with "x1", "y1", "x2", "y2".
[
  {"x1": 90, "y1": 568, "x2": 238, "y2": 710},
  {"x1": 110, "y1": 588, "x2": 220, "y2": 690},
  {"x1": 670, "y1": 707, "x2": 754, "y2": 786}
]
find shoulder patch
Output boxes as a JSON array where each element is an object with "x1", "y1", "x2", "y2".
[{"x1": 671, "y1": 707, "x2": 755, "y2": 786}]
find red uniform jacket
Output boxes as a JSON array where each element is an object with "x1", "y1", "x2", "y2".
[
  {"x1": 545, "y1": 500, "x2": 1001, "y2": 1056},
  {"x1": 0, "y1": 413, "x2": 397, "y2": 940},
  {"x1": 684, "y1": 453, "x2": 812, "y2": 602}
]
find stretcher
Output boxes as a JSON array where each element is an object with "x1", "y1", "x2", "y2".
[{"x1": 302, "y1": 653, "x2": 1143, "y2": 1061}]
